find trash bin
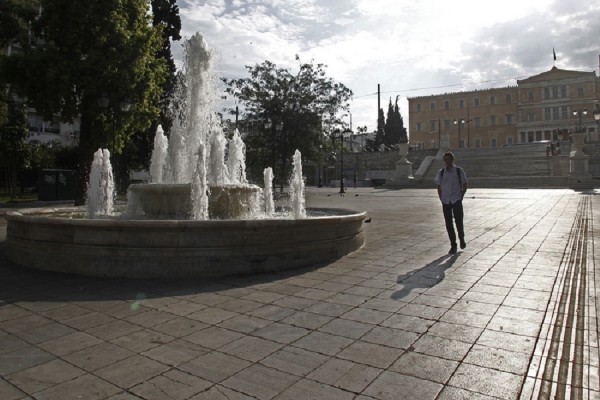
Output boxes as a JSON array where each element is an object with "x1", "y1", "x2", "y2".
[{"x1": 37, "y1": 169, "x2": 76, "y2": 201}]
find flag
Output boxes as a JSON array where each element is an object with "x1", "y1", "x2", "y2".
[{"x1": 553, "y1": 47, "x2": 556, "y2": 61}]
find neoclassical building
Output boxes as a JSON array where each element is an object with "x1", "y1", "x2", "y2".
[{"x1": 408, "y1": 66, "x2": 600, "y2": 149}]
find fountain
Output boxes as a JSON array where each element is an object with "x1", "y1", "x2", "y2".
[{"x1": 4, "y1": 33, "x2": 366, "y2": 278}]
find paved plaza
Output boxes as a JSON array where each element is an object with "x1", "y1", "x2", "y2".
[{"x1": 0, "y1": 187, "x2": 599, "y2": 399}]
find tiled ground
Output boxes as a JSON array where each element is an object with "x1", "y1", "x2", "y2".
[{"x1": 0, "y1": 187, "x2": 598, "y2": 399}]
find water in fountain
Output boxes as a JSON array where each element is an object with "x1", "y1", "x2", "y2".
[
  {"x1": 227, "y1": 129, "x2": 247, "y2": 184},
  {"x1": 191, "y1": 142, "x2": 209, "y2": 220},
  {"x1": 86, "y1": 148, "x2": 114, "y2": 218},
  {"x1": 149, "y1": 126, "x2": 168, "y2": 183},
  {"x1": 290, "y1": 150, "x2": 306, "y2": 219},
  {"x1": 263, "y1": 167, "x2": 274, "y2": 215},
  {"x1": 129, "y1": 32, "x2": 267, "y2": 220}
]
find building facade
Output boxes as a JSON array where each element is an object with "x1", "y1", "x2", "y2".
[{"x1": 408, "y1": 67, "x2": 600, "y2": 149}]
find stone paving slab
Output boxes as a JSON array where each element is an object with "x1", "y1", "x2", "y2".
[{"x1": 0, "y1": 188, "x2": 599, "y2": 399}]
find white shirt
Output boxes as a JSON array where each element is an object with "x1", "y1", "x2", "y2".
[{"x1": 434, "y1": 165, "x2": 468, "y2": 204}]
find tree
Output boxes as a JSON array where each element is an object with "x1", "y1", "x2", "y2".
[
  {"x1": 374, "y1": 107, "x2": 385, "y2": 150},
  {"x1": 384, "y1": 95, "x2": 408, "y2": 146},
  {"x1": 1, "y1": 0, "x2": 167, "y2": 203},
  {"x1": 150, "y1": 0, "x2": 181, "y2": 133},
  {"x1": 0, "y1": 101, "x2": 30, "y2": 197},
  {"x1": 0, "y1": 0, "x2": 38, "y2": 49},
  {"x1": 223, "y1": 57, "x2": 353, "y2": 190},
  {"x1": 123, "y1": 0, "x2": 181, "y2": 188},
  {"x1": 383, "y1": 98, "x2": 395, "y2": 147}
]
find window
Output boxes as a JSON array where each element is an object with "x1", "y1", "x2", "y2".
[
  {"x1": 552, "y1": 107, "x2": 559, "y2": 120},
  {"x1": 459, "y1": 99, "x2": 464, "y2": 108},
  {"x1": 561, "y1": 106, "x2": 568, "y2": 119},
  {"x1": 416, "y1": 103, "x2": 421, "y2": 112},
  {"x1": 430, "y1": 120, "x2": 436, "y2": 131},
  {"x1": 416, "y1": 122, "x2": 422, "y2": 132},
  {"x1": 490, "y1": 116, "x2": 496, "y2": 126},
  {"x1": 528, "y1": 113, "x2": 535, "y2": 122},
  {"x1": 506, "y1": 114, "x2": 513, "y2": 124},
  {"x1": 475, "y1": 139, "x2": 481, "y2": 148},
  {"x1": 444, "y1": 100, "x2": 449, "y2": 110},
  {"x1": 544, "y1": 87, "x2": 549, "y2": 99},
  {"x1": 430, "y1": 102, "x2": 435, "y2": 111},
  {"x1": 544, "y1": 108, "x2": 551, "y2": 120},
  {"x1": 578, "y1": 87, "x2": 584, "y2": 97},
  {"x1": 561, "y1": 85, "x2": 567, "y2": 97},
  {"x1": 490, "y1": 96, "x2": 496, "y2": 105},
  {"x1": 474, "y1": 98, "x2": 480, "y2": 106},
  {"x1": 444, "y1": 120, "x2": 451, "y2": 130},
  {"x1": 507, "y1": 137, "x2": 513, "y2": 145},
  {"x1": 528, "y1": 91, "x2": 534, "y2": 101},
  {"x1": 506, "y1": 94, "x2": 512, "y2": 104},
  {"x1": 491, "y1": 138, "x2": 497, "y2": 148},
  {"x1": 474, "y1": 117, "x2": 481, "y2": 128}
]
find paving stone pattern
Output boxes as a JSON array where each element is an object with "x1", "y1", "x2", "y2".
[{"x1": 0, "y1": 188, "x2": 599, "y2": 399}]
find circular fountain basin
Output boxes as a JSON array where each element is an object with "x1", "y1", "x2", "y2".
[
  {"x1": 5, "y1": 207, "x2": 366, "y2": 278},
  {"x1": 126, "y1": 183, "x2": 262, "y2": 219}
]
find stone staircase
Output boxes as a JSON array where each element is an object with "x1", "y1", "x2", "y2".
[{"x1": 383, "y1": 141, "x2": 599, "y2": 189}]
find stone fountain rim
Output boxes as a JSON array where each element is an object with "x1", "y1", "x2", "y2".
[
  {"x1": 5, "y1": 205, "x2": 367, "y2": 278},
  {"x1": 6, "y1": 206, "x2": 367, "y2": 226}
]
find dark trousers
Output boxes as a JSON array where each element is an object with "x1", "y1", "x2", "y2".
[{"x1": 442, "y1": 200, "x2": 464, "y2": 245}]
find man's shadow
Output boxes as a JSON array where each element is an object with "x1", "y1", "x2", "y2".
[{"x1": 390, "y1": 253, "x2": 459, "y2": 300}]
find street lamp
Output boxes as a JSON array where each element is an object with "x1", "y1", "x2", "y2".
[
  {"x1": 594, "y1": 105, "x2": 600, "y2": 141},
  {"x1": 337, "y1": 130, "x2": 352, "y2": 194},
  {"x1": 453, "y1": 118, "x2": 463, "y2": 148},
  {"x1": 265, "y1": 118, "x2": 284, "y2": 191},
  {"x1": 453, "y1": 118, "x2": 473, "y2": 148},
  {"x1": 572, "y1": 109, "x2": 588, "y2": 140},
  {"x1": 97, "y1": 96, "x2": 131, "y2": 157},
  {"x1": 317, "y1": 144, "x2": 323, "y2": 187}
]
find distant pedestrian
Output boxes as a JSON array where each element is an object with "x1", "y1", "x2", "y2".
[
  {"x1": 546, "y1": 144, "x2": 550, "y2": 157},
  {"x1": 550, "y1": 142, "x2": 556, "y2": 156},
  {"x1": 434, "y1": 151, "x2": 468, "y2": 254}
]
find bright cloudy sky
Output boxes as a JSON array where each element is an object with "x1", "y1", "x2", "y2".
[{"x1": 174, "y1": 0, "x2": 600, "y2": 133}]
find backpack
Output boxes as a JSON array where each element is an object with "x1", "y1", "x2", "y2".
[{"x1": 440, "y1": 167, "x2": 462, "y2": 186}]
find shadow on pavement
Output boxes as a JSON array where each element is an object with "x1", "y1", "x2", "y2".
[
  {"x1": 0, "y1": 240, "x2": 330, "y2": 304},
  {"x1": 390, "y1": 253, "x2": 459, "y2": 300}
]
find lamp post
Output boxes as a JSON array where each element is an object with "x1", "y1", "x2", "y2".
[
  {"x1": 265, "y1": 118, "x2": 284, "y2": 191},
  {"x1": 453, "y1": 118, "x2": 473, "y2": 148},
  {"x1": 453, "y1": 118, "x2": 463, "y2": 148},
  {"x1": 572, "y1": 109, "x2": 588, "y2": 140},
  {"x1": 336, "y1": 129, "x2": 353, "y2": 194},
  {"x1": 338, "y1": 132, "x2": 345, "y2": 194},
  {"x1": 98, "y1": 96, "x2": 131, "y2": 157},
  {"x1": 318, "y1": 144, "x2": 323, "y2": 187},
  {"x1": 594, "y1": 105, "x2": 600, "y2": 142}
]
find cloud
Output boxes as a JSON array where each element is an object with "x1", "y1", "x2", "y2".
[{"x1": 174, "y1": 0, "x2": 600, "y2": 132}]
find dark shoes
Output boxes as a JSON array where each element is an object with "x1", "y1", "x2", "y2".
[{"x1": 449, "y1": 239, "x2": 466, "y2": 254}]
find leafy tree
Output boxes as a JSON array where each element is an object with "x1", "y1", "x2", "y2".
[
  {"x1": 151, "y1": 0, "x2": 181, "y2": 126},
  {"x1": 223, "y1": 57, "x2": 353, "y2": 190},
  {"x1": 0, "y1": 101, "x2": 30, "y2": 197},
  {"x1": 1, "y1": 0, "x2": 167, "y2": 203},
  {"x1": 123, "y1": 0, "x2": 181, "y2": 190},
  {"x1": 0, "y1": 0, "x2": 38, "y2": 49}
]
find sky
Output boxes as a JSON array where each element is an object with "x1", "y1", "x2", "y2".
[{"x1": 174, "y1": 0, "x2": 600, "y2": 133}]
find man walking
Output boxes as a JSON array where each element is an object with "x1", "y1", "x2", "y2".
[{"x1": 434, "y1": 151, "x2": 468, "y2": 254}]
